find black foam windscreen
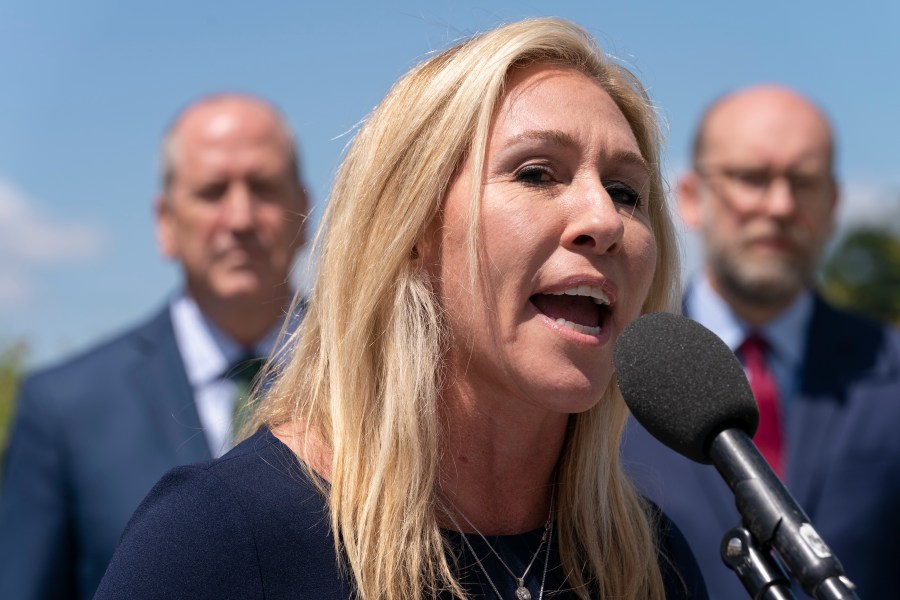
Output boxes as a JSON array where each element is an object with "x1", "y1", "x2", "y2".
[{"x1": 614, "y1": 312, "x2": 759, "y2": 464}]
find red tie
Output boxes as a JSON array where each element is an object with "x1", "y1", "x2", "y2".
[{"x1": 738, "y1": 333, "x2": 785, "y2": 476}]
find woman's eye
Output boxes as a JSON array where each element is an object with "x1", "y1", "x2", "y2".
[
  {"x1": 515, "y1": 165, "x2": 554, "y2": 186},
  {"x1": 605, "y1": 182, "x2": 643, "y2": 208}
]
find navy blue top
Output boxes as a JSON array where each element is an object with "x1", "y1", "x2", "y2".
[{"x1": 97, "y1": 429, "x2": 708, "y2": 599}]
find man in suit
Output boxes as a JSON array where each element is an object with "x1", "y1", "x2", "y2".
[
  {"x1": 621, "y1": 85, "x2": 900, "y2": 598},
  {"x1": 0, "y1": 94, "x2": 308, "y2": 599}
]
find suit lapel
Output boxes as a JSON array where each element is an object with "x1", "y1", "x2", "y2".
[
  {"x1": 787, "y1": 297, "x2": 874, "y2": 513},
  {"x1": 130, "y1": 308, "x2": 212, "y2": 463},
  {"x1": 787, "y1": 394, "x2": 839, "y2": 517}
]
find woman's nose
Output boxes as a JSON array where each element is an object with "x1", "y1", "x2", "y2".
[{"x1": 561, "y1": 180, "x2": 625, "y2": 255}]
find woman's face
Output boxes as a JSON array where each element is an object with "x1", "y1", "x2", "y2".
[{"x1": 425, "y1": 63, "x2": 658, "y2": 416}]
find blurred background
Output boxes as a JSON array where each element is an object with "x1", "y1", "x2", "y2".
[{"x1": 2, "y1": 0, "x2": 899, "y2": 447}]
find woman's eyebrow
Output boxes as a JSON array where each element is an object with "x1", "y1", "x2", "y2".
[
  {"x1": 504, "y1": 129, "x2": 579, "y2": 150},
  {"x1": 503, "y1": 130, "x2": 650, "y2": 173},
  {"x1": 609, "y1": 149, "x2": 651, "y2": 176}
]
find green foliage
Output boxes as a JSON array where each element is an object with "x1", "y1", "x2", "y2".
[
  {"x1": 0, "y1": 341, "x2": 28, "y2": 465},
  {"x1": 821, "y1": 227, "x2": 900, "y2": 326}
]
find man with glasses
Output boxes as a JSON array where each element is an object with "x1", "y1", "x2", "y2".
[{"x1": 622, "y1": 85, "x2": 900, "y2": 598}]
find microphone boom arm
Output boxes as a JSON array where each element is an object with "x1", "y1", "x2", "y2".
[
  {"x1": 709, "y1": 429, "x2": 860, "y2": 600},
  {"x1": 720, "y1": 525, "x2": 796, "y2": 600}
]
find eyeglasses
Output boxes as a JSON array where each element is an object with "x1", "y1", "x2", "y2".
[{"x1": 694, "y1": 164, "x2": 834, "y2": 209}]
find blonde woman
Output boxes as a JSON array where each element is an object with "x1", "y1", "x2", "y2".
[{"x1": 98, "y1": 17, "x2": 706, "y2": 600}]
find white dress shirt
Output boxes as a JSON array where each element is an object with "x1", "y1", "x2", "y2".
[{"x1": 169, "y1": 293, "x2": 281, "y2": 457}]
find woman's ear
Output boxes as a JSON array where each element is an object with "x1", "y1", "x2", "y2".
[{"x1": 413, "y1": 211, "x2": 443, "y2": 266}]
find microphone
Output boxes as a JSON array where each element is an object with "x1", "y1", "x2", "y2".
[{"x1": 614, "y1": 312, "x2": 859, "y2": 600}]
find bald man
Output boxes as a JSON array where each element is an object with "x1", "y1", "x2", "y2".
[
  {"x1": 622, "y1": 85, "x2": 900, "y2": 598},
  {"x1": 0, "y1": 94, "x2": 308, "y2": 599}
]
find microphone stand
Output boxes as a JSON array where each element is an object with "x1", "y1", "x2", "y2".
[
  {"x1": 721, "y1": 525, "x2": 796, "y2": 599},
  {"x1": 709, "y1": 429, "x2": 860, "y2": 600}
]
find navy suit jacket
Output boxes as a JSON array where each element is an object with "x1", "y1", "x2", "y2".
[
  {"x1": 0, "y1": 308, "x2": 213, "y2": 600},
  {"x1": 621, "y1": 296, "x2": 900, "y2": 599}
]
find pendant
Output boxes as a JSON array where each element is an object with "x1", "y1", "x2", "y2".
[{"x1": 515, "y1": 585, "x2": 532, "y2": 600}]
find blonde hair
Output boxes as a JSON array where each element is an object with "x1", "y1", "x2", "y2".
[{"x1": 252, "y1": 17, "x2": 680, "y2": 600}]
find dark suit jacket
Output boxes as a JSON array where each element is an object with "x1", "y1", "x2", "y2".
[
  {"x1": 621, "y1": 296, "x2": 900, "y2": 599},
  {"x1": 0, "y1": 308, "x2": 213, "y2": 600}
]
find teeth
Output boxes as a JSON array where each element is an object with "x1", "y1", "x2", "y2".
[
  {"x1": 550, "y1": 285, "x2": 610, "y2": 305},
  {"x1": 555, "y1": 318, "x2": 601, "y2": 335}
]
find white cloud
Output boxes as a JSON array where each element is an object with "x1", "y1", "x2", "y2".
[
  {"x1": 0, "y1": 178, "x2": 107, "y2": 263},
  {"x1": 0, "y1": 176, "x2": 107, "y2": 308},
  {"x1": 0, "y1": 269, "x2": 32, "y2": 305}
]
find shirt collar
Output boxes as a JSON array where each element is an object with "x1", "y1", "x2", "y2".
[
  {"x1": 760, "y1": 291, "x2": 812, "y2": 370},
  {"x1": 169, "y1": 292, "x2": 282, "y2": 386},
  {"x1": 687, "y1": 272, "x2": 812, "y2": 368}
]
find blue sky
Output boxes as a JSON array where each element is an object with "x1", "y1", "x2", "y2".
[{"x1": 3, "y1": 0, "x2": 899, "y2": 369}]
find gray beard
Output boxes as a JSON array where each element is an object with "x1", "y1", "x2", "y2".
[{"x1": 709, "y1": 250, "x2": 815, "y2": 308}]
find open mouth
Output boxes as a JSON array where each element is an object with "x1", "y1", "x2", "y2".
[{"x1": 530, "y1": 285, "x2": 611, "y2": 336}]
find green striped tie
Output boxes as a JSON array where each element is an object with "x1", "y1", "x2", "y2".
[{"x1": 228, "y1": 354, "x2": 264, "y2": 440}]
